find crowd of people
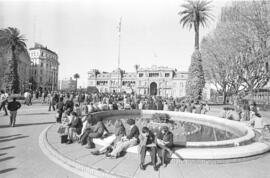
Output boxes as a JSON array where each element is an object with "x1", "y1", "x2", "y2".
[
  {"x1": 54, "y1": 91, "x2": 205, "y2": 170},
  {"x1": 1, "y1": 89, "x2": 268, "y2": 169}
]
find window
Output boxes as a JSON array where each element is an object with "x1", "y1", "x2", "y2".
[
  {"x1": 139, "y1": 73, "x2": 143, "y2": 77},
  {"x1": 149, "y1": 73, "x2": 159, "y2": 77},
  {"x1": 40, "y1": 63, "x2": 43, "y2": 67},
  {"x1": 165, "y1": 73, "x2": 170, "y2": 77}
]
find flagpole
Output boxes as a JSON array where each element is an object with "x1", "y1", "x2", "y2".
[{"x1": 118, "y1": 17, "x2": 122, "y2": 92}]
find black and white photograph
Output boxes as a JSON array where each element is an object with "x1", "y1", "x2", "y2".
[{"x1": 0, "y1": 0, "x2": 270, "y2": 177}]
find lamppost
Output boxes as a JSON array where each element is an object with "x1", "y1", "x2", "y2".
[{"x1": 51, "y1": 66, "x2": 57, "y2": 91}]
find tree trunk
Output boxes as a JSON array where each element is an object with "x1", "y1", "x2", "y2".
[
  {"x1": 10, "y1": 46, "x2": 20, "y2": 94},
  {"x1": 194, "y1": 22, "x2": 199, "y2": 50},
  {"x1": 75, "y1": 79, "x2": 77, "y2": 91},
  {"x1": 223, "y1": 91, "x2": 227, "y2": 104}
]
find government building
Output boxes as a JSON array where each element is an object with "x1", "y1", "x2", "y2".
[{"x1": 87, "y1": 65, "x2": 189, "y2": 98}]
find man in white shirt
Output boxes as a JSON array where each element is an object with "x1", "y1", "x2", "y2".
[{"x1": 0, "y1": 90, "x2": 8, "y2": 116}]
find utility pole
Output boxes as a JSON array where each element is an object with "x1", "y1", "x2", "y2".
[{"x1": 117, "y1": 17, "x2": 122, "y2": 92}]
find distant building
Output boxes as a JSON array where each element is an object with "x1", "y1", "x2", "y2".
[
  {"x1": 29, "y1": 43, "x2": 59, "y2": 91},
  {"x1": 60, "y1": 77, "x2": 76, "y2": 91},
  {"x1": 88, "y1": 65, "x2": 190, "y2": 98},
  {"x1": 0, "y1": 49, "x2": 31, "y2": 92}
]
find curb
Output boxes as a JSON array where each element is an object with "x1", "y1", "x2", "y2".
[{"x1": 39, "y1": 124, "x2": 127, "y2": 178}]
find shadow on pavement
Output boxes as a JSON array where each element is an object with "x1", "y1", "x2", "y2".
[
  {"x1": 0, "y1": 156, "x2": 15, "y2": 162},
  {"x1": 0, "y1": 134, "x2": 22, "y2": 139},
  {"x1": 0, "y1": 136, "x2": 29, "y2": 143},
  {"x1": 0, "y1": 168, "x2": 17, "y2": 174},
  {"x1": 0, "y1": 153, "x2": 7, "y2": 157},
  {"x1": 18, "y1": 113, "x2": 50, "y2": 116},
  {"x1": 0, "y1": 146, "x2": 15, "y2": 151},
  {"x1": 0, "y1": 121, "x2": 55, "y2": 128}
]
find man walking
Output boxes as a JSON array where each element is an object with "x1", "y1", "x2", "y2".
[
  {"x1": 7, "y1": 98, "x2": 21, "y2": 127},
  {"x1": 0, "y1": 90, "x2": 8, "y2": 116}
]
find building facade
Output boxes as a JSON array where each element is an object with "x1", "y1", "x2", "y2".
[
  {"x1": 60, "y1": 77, "x2": 76, "y2": 91},
  {"x1": 88, "y1": 66, "x2": 189, "y2": 98},
  {"x1": 29, "y1": 43, "x2": 59, "y2": 91},
  {"x1": 0, "y1": 48, "x2": 31, "y2": 92}
]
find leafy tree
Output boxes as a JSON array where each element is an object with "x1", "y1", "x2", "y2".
[
  {"x1": 201, "y1": 0, "x2": 270, "y2": 102},
  {"x1": 179, "y1": 0, "x2": 213, "y2": 100},
  {"x1": 73, "y1": 73, "x2": 80, "y2": 91},
  {"x1": 0, "y1": 27, "x2": 27, "y2": 94}
]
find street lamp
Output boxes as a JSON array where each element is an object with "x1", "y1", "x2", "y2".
[{"x1": 51, "y1": 66, "x2": 57, "y2": 91}]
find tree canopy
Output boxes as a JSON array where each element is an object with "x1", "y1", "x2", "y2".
[
  {"x1": 0, "y1": 27, "x2": 27, "y2": 93},
  {"x1": 179, "y1": 0, "x2": 213, "y2": 49},
  {"x1": 201, "y1": 0, "x2": 270, "y2": 103}
]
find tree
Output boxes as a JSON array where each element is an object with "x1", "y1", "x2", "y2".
[
  {"x1": 73, "y1": 73, "x2": 80, "y2": 91},
  {"x1": 201, "y1": 0, "x2": 270, "y2": 103},
  {"x1": 201, "y1": 32, "x2": 242, "y2": 103},
  {"x1": 179, "y1": 0, "x2": 213, "y2": 100},
  {"x1": 0, "y1": 27, "x2": 27, "y2": 94},
  {"x1": 179, "y1": 0, "x2": 213, "y2": 50}
]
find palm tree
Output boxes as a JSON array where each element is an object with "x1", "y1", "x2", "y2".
[
  {"x1": 179, "y1": 0, "x2": 213, "y2": 50},
  {"x1": 178, "y1": 0, "x2": 213, "y2": 100},
  {"x1": 0, "y1": 27, "x2": 27, "y2": 93},
  {"x1": 73, "y1": 73, "x2": 80, "y2": 91}
]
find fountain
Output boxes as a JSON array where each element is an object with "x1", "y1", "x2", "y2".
[{"x1": 91, "y1": 110, "x2": 270, "y2": 160}]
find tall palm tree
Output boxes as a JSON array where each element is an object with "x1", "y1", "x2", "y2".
[
  {"x1": 179, "y1": 0, "x2": 213, "y2": 50},
  {"x1": 178, "y1": 0, "x2": 213, "y2": 100},
  {"x1": 0, "y1": 27, "x2": 27, "y2": 93},
  {"x1": 73, "y1": 73, "x2": 80, "y2": 91}
]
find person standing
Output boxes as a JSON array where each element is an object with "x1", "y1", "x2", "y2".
[
  {"x1": 56, "y1": 97, "x2": 65, "y2": 123},
  {"x1": 7, "y1": 98, "x2": 21, "y2": 127},
  {"x1": 0, "y1": 90, "x2": 8, "y2": 116},
  {"x1": 48, "y1": 92, "x2": 55, "y2": 111}
]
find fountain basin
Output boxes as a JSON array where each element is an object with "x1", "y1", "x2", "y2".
[{"x1": 91, "y1": 110, "x2": 270, "y2": 160}]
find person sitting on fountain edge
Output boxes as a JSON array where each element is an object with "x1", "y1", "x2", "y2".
[
  {"x1": 86, "y1": 116, "x2": 105, "y2": 149},
  {"x1": 106, "y1": 118, "x2": 139, "y2": 158},
  {"x1": 156, "y1": 126, "x2": 173, "y2": 167},
  {"x1": 138, "y1": 127, "x2": 158, "y2": 171}
]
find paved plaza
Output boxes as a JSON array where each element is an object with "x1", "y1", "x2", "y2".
[
  {"x1": 0, "y1": 103, "x2": 78, "y2": 178},
  {"x1": 1, "y1": 104, "x2": 270, "y2": 178}
]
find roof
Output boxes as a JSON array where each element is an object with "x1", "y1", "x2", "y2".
[{"x1": 29, "y1": 43, "x2": 58, "y2": 57}]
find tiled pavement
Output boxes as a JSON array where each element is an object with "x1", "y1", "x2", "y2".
[{"x1": 43, "y1": 117, "x2": 270, "y2": 178}]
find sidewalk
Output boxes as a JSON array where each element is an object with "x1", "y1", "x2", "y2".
[{"x1": 41, "y1": 119, "x2": 270, "y2": 178}]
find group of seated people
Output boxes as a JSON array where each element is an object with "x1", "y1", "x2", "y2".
[
  {"x1": 219, "y1": 101, "x2": 267, "y2": 131},
  {"x1": 59, "y1": 110, "x2": 174, "y2": 171}
]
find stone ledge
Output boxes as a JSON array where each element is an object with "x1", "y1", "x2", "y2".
[
  {"x1": 39, "y1": 124, "x2": 128, "y2": 178},
  {"x1": 93, "y1": 134, "x2": 270, "y2": 160}
]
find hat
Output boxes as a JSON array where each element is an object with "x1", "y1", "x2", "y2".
[{"x1": 126, "y1": 118, "x2": 135, "y2": 125}]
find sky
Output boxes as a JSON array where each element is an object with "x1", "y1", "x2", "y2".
[{"x1": 0, "y1": 0, "x2": 231, "y2": 88}]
